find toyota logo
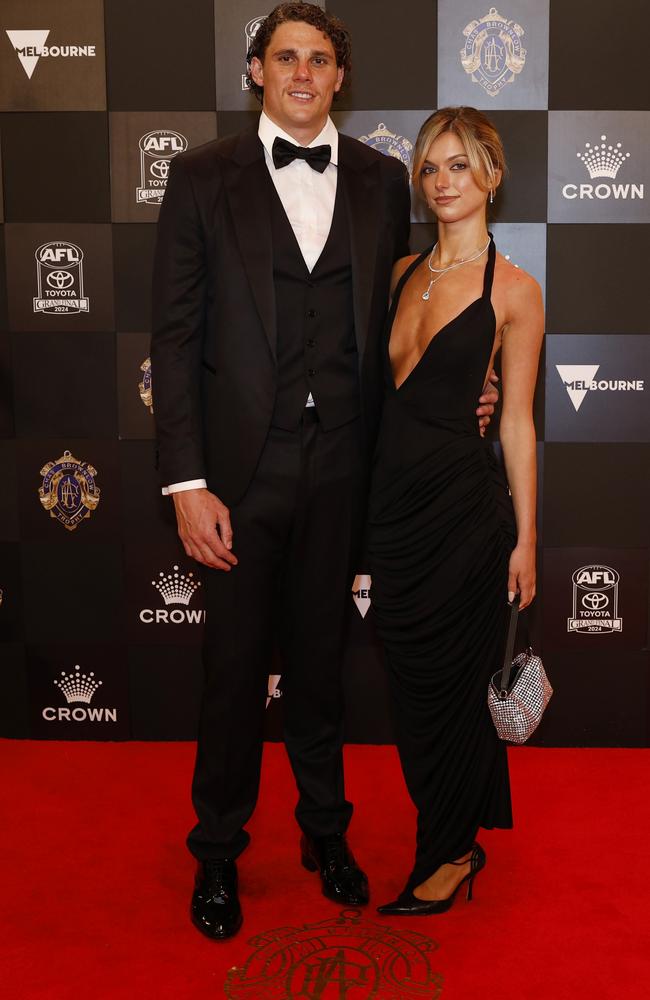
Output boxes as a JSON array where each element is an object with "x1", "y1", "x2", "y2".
[
  {"x1": 46, "y1": 270, "x2": 74, "y2": 290},
  {"x1": 582, "y1": 592, "x2": 608, "y2": 611},
  {"x1": 150, "y1": 159, "x2": 170, "y2": 179}
]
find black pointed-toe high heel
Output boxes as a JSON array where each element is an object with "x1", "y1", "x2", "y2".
[{"x1": 377, "y1": 842, "x2": 486, "y2": 916}]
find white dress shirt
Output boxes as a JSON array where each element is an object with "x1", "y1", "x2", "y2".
[{"x1": 164, "y1": 112, "x2": 339, "y2": 496}]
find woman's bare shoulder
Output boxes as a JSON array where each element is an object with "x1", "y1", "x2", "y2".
[{"x1": 494, "y1": 251, "x2": 542, "y2": 303}]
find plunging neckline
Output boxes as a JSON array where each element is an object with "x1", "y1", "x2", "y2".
[{"x1": 388, "y1": 237, "x2": 495, "y2": 392}]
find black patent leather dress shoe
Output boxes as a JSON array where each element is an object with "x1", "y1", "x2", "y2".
[
  {"x1": 190, "y1": 858, "x2": 243, "y2": 940},
  {"x1": 300, "y1": 833, "x2": 369, "y2": 906}
]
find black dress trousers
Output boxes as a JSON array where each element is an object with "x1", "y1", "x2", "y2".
[{"x1": 187, "y1": 412, "x2": 365, "y2": 861}]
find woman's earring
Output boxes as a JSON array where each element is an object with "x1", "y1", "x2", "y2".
[{"x1": 489, "y1": 189, "x2": 494, "y2": 204}]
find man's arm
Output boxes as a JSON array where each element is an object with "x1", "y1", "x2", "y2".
[
  {"x1": 151, "y1": 155, "x2": 208, "y2": 487},
  {"x1": 152, "y1": 156, "x2": 237, "y2": 572}
]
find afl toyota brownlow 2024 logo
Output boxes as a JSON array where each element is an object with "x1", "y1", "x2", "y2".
[
  {"x1": 137, "y1": 130, "x2": 188, "y2": 205},
  {"x1": 33, "y1": 241, "x2": 89, "y2": 315},
  {"x1": 224, "y1": 909, "x2": 443, "y2": 999},
  {"x1": 568, "y1": 564, "x2": 622, "y2": 634}
]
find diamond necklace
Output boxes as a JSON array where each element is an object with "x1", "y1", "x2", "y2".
[{"x1": 422, "y1": 236, "x2": 491, "y2": 301}]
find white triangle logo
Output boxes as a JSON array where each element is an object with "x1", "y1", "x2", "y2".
[
  {"x1": 6, "y1": 29, "x2": 50, "y2": 79},
  {"x1": 555, "y1": 364, "x2": 600, "y2": 412},
  {"x1": 352, "y1": 574, "x2": 371, "y2": 619}
]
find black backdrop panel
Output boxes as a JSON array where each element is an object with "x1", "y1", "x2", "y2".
[
  {"x1": 16, "y1": 438, "x2": 122, "y2": 542},
  {"x1": 543, "y1": 444, "x2": 650, "y2": 548},
  {"x1": 0, "y1": 643, "x2": 29, "y2": 738},
  {"x1": 0, "y1": 227, "x2": 8, "y2": 327},
  {"x1": 0, "y1": 328, "x2": 14, "y2": 438},
  {"x1": 0, "y1": 543, "x2": 23, "y2": 642},
  {"x1": 104, "y1": 0, "x2": 217, "y2": 112},
  {"x1": 129, "y1": 645, "x2": 204, "y2": 740},
  {"x1": 0, "y1": 113, "x2": 111, "y2": 223},
  {"x1": 1, "y1": 1, "x2": 649, "y2": 747},
  {"x1": 487, "y1": 112, "x2": 548, "y2": 222},
  {"x1": 549, "y1": 0, "x2": 647, "y2": 111},
  {"x1": 530, "y1": 651, "x2": 649, "y2": 747},
  {"x1": 547, "y1": 226, "x2": 650, "y2": 335},
  {"x1": 26, "y1": 643, "x2": 130, "y2": 740},
  {"x1": 542, "y1": 547, "x2": 649, "y2": 653},
  {"x1": 118, "y1": 440, "x2": 180, "y2": 545},
  {"x1": 112, "y1": 224, "x2": 157, "y2": 333},
  {"x1": 5, "y1": 223, "x2": 115, "y2": 332},
  {"x1": 0, "y1": 441, "x2": 20, "y2": 542},
  {"x1": 109, "y1": 112, "x2": 218, "y2": 223},
  {"x1": 546, "y1": 335, "x2": 650, "y2": 443},
  {"x1": 0, "y1": 0, "x2": 107, "y2": 112},
  {"x1": 117, "y1": 332, "x2": 156, "y2": 441},
  {"x1": 12, "y1": 331, "x2": 118, "y2": 439},
  {"x1": 124, "y1": 541, "x2": 206, "y2": 646},
  {"x1": 329, "y1": 0, "x2": 437, "y2": 111},
  {"x1": 20, "y1": 542, "x2": 124, "y2": 643}
]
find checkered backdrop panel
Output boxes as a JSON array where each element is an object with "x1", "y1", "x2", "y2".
[{"x1": 0, "y1": 0, "x2": 648, "y2": 745}]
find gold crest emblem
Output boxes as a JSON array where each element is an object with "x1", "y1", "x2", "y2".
[
  {"x1": 461, "y1": 7, "x2": 526, "y2": 98},
  {"x1": 38, "y1": 450, "x2": 100, "y2": 531},
  {"x1": 358, "y1": 123, "x2": 413, "y2": 167}
]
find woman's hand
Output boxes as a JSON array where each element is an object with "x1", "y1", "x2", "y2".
[{"x1": 507, "y1": 543, "x2": 536, "y2": 610}]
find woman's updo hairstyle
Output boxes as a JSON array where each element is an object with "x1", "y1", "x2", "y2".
[{"x1": 411, "y1": 106, "x2": 507, "y2": 199}]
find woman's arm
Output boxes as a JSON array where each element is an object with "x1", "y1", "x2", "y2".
[{"x1": 499, "y1": 272, "x2": 545, "y2": 610}]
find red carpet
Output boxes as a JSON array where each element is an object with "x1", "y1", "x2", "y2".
[{"x1": 1, "y1": 740, "x2": 648, "y2": 999}]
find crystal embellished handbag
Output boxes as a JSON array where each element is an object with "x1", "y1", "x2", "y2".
[{"x1": 488, "y1": 596, "x2": 553, "y2": 744}]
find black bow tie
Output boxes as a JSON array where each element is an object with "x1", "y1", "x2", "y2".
[{"x1": 272, "y1": 136, "x2": 332, "y2": 173}]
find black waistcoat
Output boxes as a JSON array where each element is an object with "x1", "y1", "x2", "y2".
[{"x1": 269, "y1": 175, "x2": 360, "y2": 431}]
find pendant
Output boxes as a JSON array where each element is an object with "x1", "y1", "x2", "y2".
[{"x1": 422, "y1": 290, "x2": 430, "y2": 301}]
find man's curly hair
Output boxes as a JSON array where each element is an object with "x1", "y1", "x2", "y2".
[{"x1": 245, "y1": 3, "x2": 352, "y2": 103}]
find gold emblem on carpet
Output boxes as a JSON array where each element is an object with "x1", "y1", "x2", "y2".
[{"x1": 224, "y1": 908, "x2": 443, "y2": 999}]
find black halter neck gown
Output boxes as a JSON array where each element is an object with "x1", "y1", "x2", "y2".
[{"x1": 368, "y1": 236, "x2": 515, "y2": 892}]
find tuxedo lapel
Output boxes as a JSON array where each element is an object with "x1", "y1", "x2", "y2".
[
  {"x1": 222, "y1": 130, "x2": 277, "y2": 357},
  {"x1": 338, "y1": 135, "x2": 382, "y2": 360}
]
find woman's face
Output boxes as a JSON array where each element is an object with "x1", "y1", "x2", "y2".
[{"x1": 419, "y1": 130, "x2": 495, "y2": 223}]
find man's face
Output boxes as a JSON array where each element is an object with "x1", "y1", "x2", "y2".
[{"x1": 250, "y1": 20, "x2": 344, "y2": 143}]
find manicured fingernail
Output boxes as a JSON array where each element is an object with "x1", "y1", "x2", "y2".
[{"x1": 508, "y1": 591, "x2": 515, "y2": 602}]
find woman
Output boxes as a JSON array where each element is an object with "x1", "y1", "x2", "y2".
[{"x1": 368, "y1": 107, "x2": 544, "y2": 915}]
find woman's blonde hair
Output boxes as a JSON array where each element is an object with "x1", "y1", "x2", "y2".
[{"x1": 411, "y1": 106, "x2": 507, "y2": 199}]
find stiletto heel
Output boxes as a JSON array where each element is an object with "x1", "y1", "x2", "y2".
[{"x1": 377, "y1": 842, "x2": 486, "y2": 916}]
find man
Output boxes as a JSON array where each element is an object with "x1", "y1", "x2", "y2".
[{"x1": 152, "y1": 3, "x2": 495, "y2": 940}]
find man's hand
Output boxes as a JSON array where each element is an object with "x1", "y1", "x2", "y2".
[
  {"x1": 172, "y1": 488, "x2": 238, "y2": 571},
  {"x1": 477, "y1": 369, "x2": 500, "y2": 436}
]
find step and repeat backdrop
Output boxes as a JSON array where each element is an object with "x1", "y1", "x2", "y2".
[{"x1": 1, "y1": 0, "x2": 648, "y2": 746}]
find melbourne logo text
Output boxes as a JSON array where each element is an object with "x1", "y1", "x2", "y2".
[
  {"x1": 140, "y1": 564, "x2": 205, "y2": 624},
  {"x1": 562, "y1": 135, "x2": 644, "y2": 201},
  {"x1": 6, "y1": 30, "x2": 97, "y2": 80},
  {"x1": 555, "y1": 365, "x2": 644, "y2": 412},
  {"x1": 43, "y1": 665, "x2": 117, "y2": 723}
]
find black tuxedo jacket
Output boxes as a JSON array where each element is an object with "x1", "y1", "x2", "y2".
[{"x1": 151, "y1": 127, "x2": 411, "y2": 506}]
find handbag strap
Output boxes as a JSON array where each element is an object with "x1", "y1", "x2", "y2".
[{"x1": 499, "y1": 595, "x2": 520, "y2": 693}]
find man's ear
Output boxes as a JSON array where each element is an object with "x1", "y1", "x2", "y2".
[
  {"x1": 334, "y1": 66, "x2": 344, "y2": 93},
  {"x1": 250, "y1": 56, "x2": 264, "y2": 88}
]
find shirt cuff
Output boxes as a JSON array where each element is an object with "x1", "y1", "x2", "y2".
[{"x1": 161, "y1": 479, "x2": 207, "y2": 496}]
